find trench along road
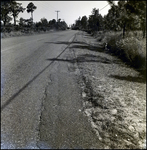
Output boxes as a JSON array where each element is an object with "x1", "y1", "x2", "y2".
[{"x1": 1, "y1": 30, "x2": 104, "y2": 149}]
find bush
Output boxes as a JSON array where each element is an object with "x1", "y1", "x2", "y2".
[
  {"x1": 1, "y1": 26, "x2": 13, "y2": 33},
  {"x1": 116, "y1": 37, "x2": 146, "y2": 69},
  {"x1": 14, "y1": 25, "x2": 20, "y2": 31},
  {"x1": 95, "y1": 31, "x2": 146, "y2": 76},
  {"x1": 85, "y1": 29, "x2": 92, "y2": 34},
  {"x1": 106, "y1": 33, "x2": 122, "y2": 52}
]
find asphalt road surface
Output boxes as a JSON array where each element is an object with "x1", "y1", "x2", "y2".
[{"x1": 1, "y1": 30, "x2": 103, "y2": 149}]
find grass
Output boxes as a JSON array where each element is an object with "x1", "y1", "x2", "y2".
[{"x1": 95, "y1": 30, "x2": 146, "y2": 77}]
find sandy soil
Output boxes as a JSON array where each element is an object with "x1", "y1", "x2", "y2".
[{"x1": 69, "y1": 31, "x2": 146, "y2": 149}]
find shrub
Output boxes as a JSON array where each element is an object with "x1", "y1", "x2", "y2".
[
  {"x1": 95, "y1": 31, "x2": 146, "y2": 76},
  {"x1": 14, "y1": 25, "x2": 20, "y2": 31},
  {"x1": 116, "y1": 37, "x2": 146, "y2": 69},
  {"x1": 106, "y1": 33, "x2": 122, "y2": 52}
]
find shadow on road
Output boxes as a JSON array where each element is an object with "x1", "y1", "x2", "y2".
[
  {"x1": 45, "y1": 41, "x2": 87, "y2": 45},
  {"x1": 1, "y1": 43, "x2": 69, "y2": 111},
  {"x1": 70, "y1": 44, "x2": 104, "y2": 53},
  {"x1": 1, "y1": 60, "x2": 55, "y2": 111},
  {"x1": 45, "y1": 40, "x2": 105, "y2": 53},
  {"x1": 47, "y1": 54, "x2": 121, "y2": 65},
  {"x1": 109, "y1": 75, "x2": 146, "y2": 84}
]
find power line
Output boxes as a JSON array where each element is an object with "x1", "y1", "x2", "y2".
[{"x1": 99, "y1": 3, "x2": 109, "y2": 11}]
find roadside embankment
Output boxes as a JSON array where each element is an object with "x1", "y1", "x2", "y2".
[{"x1": 71, "y1": 31, "x2": 146, "y2": 149}]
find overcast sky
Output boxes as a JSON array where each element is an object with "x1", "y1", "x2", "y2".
[{"x1": 17, "y1": 1, "x2": 114, "y2": 26}]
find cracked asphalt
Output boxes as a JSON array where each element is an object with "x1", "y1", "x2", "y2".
[{"x1": 1, "y1": 30, "x2": 103, "y2": 149}]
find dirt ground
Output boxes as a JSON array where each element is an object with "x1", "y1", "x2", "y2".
[{"x1": 68, "y1": 31, "x2": 146, "y2": 149}]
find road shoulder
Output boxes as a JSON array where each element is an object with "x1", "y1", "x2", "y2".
[{"x1": 70, "y1": 31, "x2": 146, "y2": 149}]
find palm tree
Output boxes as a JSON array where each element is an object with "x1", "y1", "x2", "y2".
[{"x1": 26, "y1": 2, "x2": 37, "y2": 22}]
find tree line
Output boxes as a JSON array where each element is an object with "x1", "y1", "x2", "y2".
[
  {"x1": 1, "y1": 0, "x2": 68, "y2": 32},
  {"x1": 1, "y1": 0, "x2": 36, "y2": 26},
  {"x1": 72, "y1": 1, "x2": 146, "y2": 38}
]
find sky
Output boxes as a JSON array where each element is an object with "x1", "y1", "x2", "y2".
[{"x1": 16, "y1": 1, "x2": 114, "y2": 27}]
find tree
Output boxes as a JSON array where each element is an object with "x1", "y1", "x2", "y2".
[
  {"x1": 88, "y1": 8, "x2": 102, "y2": 32},
  {"x1": 41, "y1": 18, "x2": 48, "y2": 27},
  {"x1": 19, "y1": 17, "x2": 27, "y2": 27},
  {"x1": 58, "y1": 18, "x2": 61, "y2": 23},
  {"x1": 1, "y1": 2, "x2": 12, "y2": 26},
  {"x1": 74, "y1": 16, "x2": 81, "y2": 29},
  {"x1": 81, "y1": 16, "x2": 88, "y2": 30},
  {"x1": 107, "y1": 0, "x2": 146, "y2": 38},
  {"x1": 25, "y1": 18, "x2": 33, "y2": 27},
  {"x1": 104, "y1": 4, "x2": 121, "y2": 31},
  {"x1": 125, "y1": 0, "x2": 146, "y2": 37},
  {"x1": 10, "y1": 1, "x2": 25, "y2": 26},
  {"x1": 58, "y1": 20, "x2": 68, "y2": 30},
  {"x1": 107, "y1": 0, "x2": 115, "y2": 6},
  {"x1": 26, "y1": 2, "x2": 37, "y2": 23},
  {"x1": 49, "y1": 19, "x2": 56, "y2": 28},
  {"x1": 35, "y1": 21, "x2": 42, "y2": 29},
  {"x1": 118, "y1": 1, "x2": 130, "y2": 37}
]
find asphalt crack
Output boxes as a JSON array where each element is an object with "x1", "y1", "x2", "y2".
[
  {"x1": 36, "y1": 33, "x2": 78, "y2": 148},
  {"x1": 36, "y1": 76, "x2": 50, "y2": 149}
]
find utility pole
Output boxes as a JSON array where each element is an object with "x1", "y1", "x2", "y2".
[
  {"x1": 55, "y1": 10, "x2": 60, "y2": 22},
  {"x1": 55, "y1": 10, "x2": 60, "y2": 29}
]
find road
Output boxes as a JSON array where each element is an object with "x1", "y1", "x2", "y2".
[{"x1": 1, "y1": 30, "x2": 103, "y2": 149}]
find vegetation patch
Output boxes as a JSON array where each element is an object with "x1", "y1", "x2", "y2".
[{"x1": 95, "y1": 31, "x2": 146, "y2": 78}]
